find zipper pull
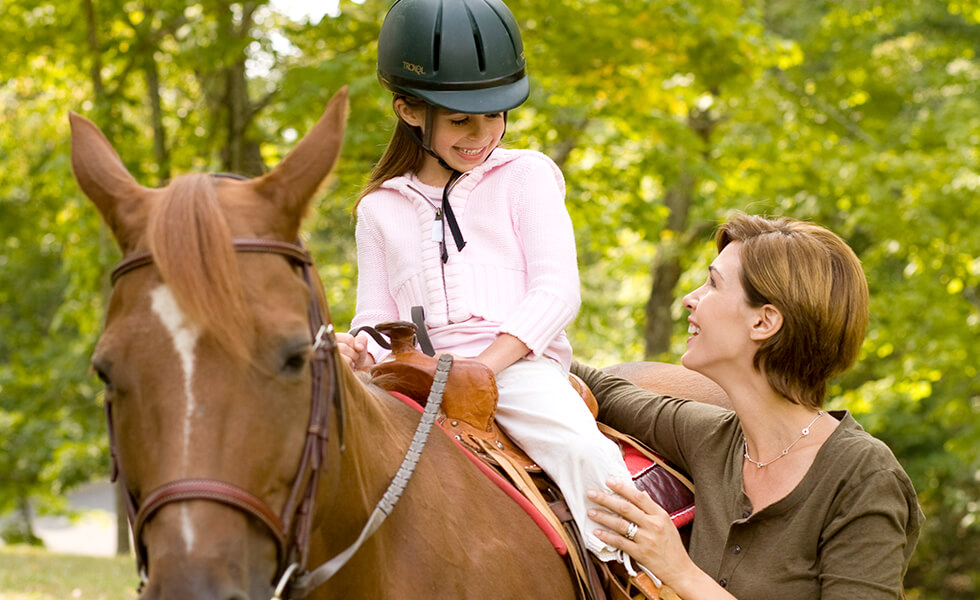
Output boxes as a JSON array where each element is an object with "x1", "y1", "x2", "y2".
[{"x1": 431, "y1": 208, "x2": 444, "y2": 243}]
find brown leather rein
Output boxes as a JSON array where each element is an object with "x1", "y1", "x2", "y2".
[{"x1": 105, "y1": 237, "x2": 344, "y2": 598}]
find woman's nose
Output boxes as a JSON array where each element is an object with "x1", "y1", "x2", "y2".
[{"x1": 682, "y1": 287, "x2": 700, "y2": 311}]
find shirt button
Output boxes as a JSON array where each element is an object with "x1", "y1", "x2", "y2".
[
  {"x1": 732, "y1": 545, "x2": 742, "y2": 554},
  {"x1": 742, "y1": 510, "x2": 751, "y2": 519},
  {"x1": 719, "y1": 578, "x2": 728, "y2": 588}
]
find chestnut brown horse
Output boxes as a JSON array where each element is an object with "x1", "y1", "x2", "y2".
[{"x1": 71, "y1": 87, "x2": 727, "y2": 599}]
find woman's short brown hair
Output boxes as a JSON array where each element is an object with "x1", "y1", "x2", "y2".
[{"x1": 717, "y1": 213, "x2": 869, "y2": 408}]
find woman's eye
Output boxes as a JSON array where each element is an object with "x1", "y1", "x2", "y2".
[{"x1": 450, "y1": 117, "x2": 469, "y2": 126}]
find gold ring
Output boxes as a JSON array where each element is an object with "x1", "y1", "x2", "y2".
[{"x1": 625, "y1": 521, "x2": 639, "y2": 541}]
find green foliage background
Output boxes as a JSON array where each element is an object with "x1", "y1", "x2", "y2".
[{"x1": 0, "y1": 0, "x2": 977, "y2": 597}]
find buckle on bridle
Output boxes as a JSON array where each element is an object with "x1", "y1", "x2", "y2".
[
  {"x1": 313, "y1": 324, "x2": 334, "y2": 352},
  {"x1": 271, "y1": 562, "x2": 301, "y2": 599}
]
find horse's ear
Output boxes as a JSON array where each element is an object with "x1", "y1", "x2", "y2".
[
  {"x1": 70, "y1": 112, "x2": 151, "y2": 250},
  {"x1": 257, "y1": 86, "x2": 348, "y2": 224}
]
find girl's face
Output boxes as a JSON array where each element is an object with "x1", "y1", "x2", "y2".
[
  {"x1": 428, "y1": 111, "x2": 505, "y2": 173},
  {"x1": 396, "y1": 100, "x2": 505, "y2": 182},
  {"x1": 680, "y1": 242, "x2": 762, "y2": 377}
]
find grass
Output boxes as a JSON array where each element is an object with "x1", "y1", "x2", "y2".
[{"x1": 0, "y1": 546, "x2": 139, "y2": 600}]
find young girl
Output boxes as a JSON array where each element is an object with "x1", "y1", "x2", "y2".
[{"x1": 337, "y1": 0, "x2": 633, "y2": 565}]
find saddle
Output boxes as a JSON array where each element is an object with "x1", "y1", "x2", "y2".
[{"x1": 366, "y1": 322, "x2": 691, "y2": 600}]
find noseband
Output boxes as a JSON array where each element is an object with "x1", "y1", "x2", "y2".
[{"x1": 105, "y1": 237, "x2": 344, "y2": 597}]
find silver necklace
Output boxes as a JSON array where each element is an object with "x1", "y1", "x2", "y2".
[{"x1": 743, "y1": 410, "x2": 825, "y2": 469}]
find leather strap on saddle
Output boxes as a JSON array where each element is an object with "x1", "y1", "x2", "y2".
[
  {"x1": 410, "y1": 306, "x2": 436, "y2": 356},
  {"x1": 368, "y1": 321, "x2": 564, "y2": 471}
]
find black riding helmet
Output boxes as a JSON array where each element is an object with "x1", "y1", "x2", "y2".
[
  {"x1": 378, "y1": 0, "x2": 529, "y2": 263},
  {"x1": 377, "y1": 0, "x2": 529, "y2": 114}
]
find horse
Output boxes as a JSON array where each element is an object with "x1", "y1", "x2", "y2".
[{"x1": 70, "y1": 86, "x2": 728, "y2": 599}]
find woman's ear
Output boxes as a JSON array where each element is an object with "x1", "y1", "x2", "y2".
[
  {"x1": 394, "y1": 98, "x2": 424, "y2": 128},
  {"x1": 750, "y1": 304, "x2": 783, "y2": 341}
]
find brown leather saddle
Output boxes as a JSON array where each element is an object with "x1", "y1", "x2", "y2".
[
  {"x1": 368, "y1": 321, "x2": 597, "y2": 472},
  {"x1": 365, "y1": 322, "x2": 690, "y2": 600}
]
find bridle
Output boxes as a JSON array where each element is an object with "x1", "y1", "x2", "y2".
[{"x1": 105, "y1": 236, "x2": 345, "y2": 598}]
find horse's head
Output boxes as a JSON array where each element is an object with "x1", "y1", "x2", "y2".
[{"x1": 71, "y1": 88, "x2": 348, "y2": 599}]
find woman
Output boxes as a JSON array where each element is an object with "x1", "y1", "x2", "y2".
[{"x1": 574, "y1": 213, "x2": 922, "y2": 598}]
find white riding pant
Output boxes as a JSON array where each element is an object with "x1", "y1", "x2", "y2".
[{"x1": 493, "y1": 358, "x2": 632, "y2": 560}]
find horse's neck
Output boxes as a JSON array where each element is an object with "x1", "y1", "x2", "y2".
[{"x1": 316, "y1": 371, "x2": 420, "y2": 542}]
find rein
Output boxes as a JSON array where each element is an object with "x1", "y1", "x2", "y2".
[{"x1": 106, "y1": 238, "x2": 344, "y2": 597}]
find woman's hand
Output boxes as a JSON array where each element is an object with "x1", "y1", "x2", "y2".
[
  {"x1": 588, "y1": 478, "x2": 707, "y2": 595},
  {"x1": 336, "y1": 330, "x2": 375, "y2": 370}
]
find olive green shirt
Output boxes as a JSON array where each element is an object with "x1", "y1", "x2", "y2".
[{"x1": 573, "y1": 363, "x2": 923, "y2": 599}]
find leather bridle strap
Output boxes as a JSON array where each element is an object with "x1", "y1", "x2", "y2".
[
  {"x1": 110, "y1": 238, "x2": 313, "y2": 284},
  {"x1": 134, "y1": 479, "x2": 289, "y2": 556}
]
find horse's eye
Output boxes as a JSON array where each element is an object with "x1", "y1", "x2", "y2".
[
  {"x1": 281, "y1": 351, "x2": 310, "y2": 375},
  {"x1": 91, "y1": 357, "x2": 114, "y2": 390}
]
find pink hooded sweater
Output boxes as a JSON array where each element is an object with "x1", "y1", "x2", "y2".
[{"x1": 351, "y1": 148, "x2": 580, "y2": 372}]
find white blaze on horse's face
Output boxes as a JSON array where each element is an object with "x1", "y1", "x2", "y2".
[{"x1": 150, "y1": 283, "x2": 201, "y2": 551}]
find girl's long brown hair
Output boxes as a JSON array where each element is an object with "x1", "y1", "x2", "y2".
[{"x1": 354, "y1": 96, "x2": 428, "y2": 212}]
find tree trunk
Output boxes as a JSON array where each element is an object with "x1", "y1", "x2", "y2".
[
  {"x1": 643, "y1": 172, "x2": 694, "y2": 358},
  {"x1": 644, "y1": 250, "x2": 683, "y2": 358},
  {"x1": 145, "y1": 54, "x2": 171, "y2": 183},
  {"x1": 83, "y1": 0, "x2": 105, "y2": 104},
  {"x1": 643, "y1": 105, "x2": 716, "y2": 358},
  {"x1": 213, "y1": 3, "x2": 266, "y2": 176}
]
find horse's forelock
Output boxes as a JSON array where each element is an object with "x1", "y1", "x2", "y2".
[{"x1": 146, "y1": 173, "x2": 253, "y2": 358}]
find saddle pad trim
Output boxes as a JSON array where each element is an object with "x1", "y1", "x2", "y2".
[
  {"x1": 621, "y1": 445, "x2": 695, "y2": 528},
  {"x1": 390, "y1": 391, "x2": 568, "y2": 555}
]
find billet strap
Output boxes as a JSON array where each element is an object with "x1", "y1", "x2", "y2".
[
  {"x1": 475, "y1": 438, "x2": 600, "y2": 600},
  {"x1": 410, "y1": 305, "x2": 435, "y2": 356}
]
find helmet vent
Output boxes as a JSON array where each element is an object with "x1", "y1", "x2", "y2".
[
  {"x1": 463, "y1": 3, "x2": 486, "y2": 72},
  {"x1": 433, "y1": 2, "x2": 443, "y2": 71}
]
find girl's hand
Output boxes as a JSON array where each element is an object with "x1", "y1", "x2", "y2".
[
  {"x1": 336, "y1": 331, "x2": 375, "y2": 370},
  {"x1": 587, "y1": 478, "x2": 699, "y2": 592}
]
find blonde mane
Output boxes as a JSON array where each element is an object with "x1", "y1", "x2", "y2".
[{"x1": 146, "y1": 173, "x2": 253, "y2": 357}]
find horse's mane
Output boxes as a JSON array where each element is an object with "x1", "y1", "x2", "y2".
[{"x1": 146, "y1": 173, "x2": 253, "y2": 357}]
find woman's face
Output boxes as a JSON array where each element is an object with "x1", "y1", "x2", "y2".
[{"x1": 680, "y1": 242, "x2": 761, "y2": 377}]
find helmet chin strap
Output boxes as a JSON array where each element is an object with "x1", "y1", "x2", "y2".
[{"x1": 399, "y1": 103, "x2": 510, "y2": 264}]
